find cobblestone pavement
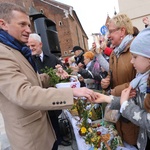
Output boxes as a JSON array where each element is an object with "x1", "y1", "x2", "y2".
[
  {"x1": 58, "y1": 139, "x2": 78, "y2": 150},
  {"x1": 0, "y1": 113, "x2": 78, "y2": 150}
]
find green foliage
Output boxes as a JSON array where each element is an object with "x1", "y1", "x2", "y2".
[
  {"x1": 84, "y1": 129, "x2": 101, "y2": 149},
  {"x1": 71, "y1": 98, "x2": 124, "y2": 149},
  {"x1": 65, "y1": 67, "x2": 73, "y2": 74},
  {"x1": 42, "y1": 67, "x2": 70, "y2": 87},
  {"x1": 110, "y1": 136, "x2": 123, "y2": 150},
  {"x1": 42, "y1": 67, "x2": 60, "y2": 87}
]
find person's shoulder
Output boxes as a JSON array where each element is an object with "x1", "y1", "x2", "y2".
[
  {"x1": 0, "y1": 43, "x2": 17, "y2": 59},
  {"x1": 45, "y1": 53, "x2": 62, "y2": 64},
  {"x1": 122, "y1": 41, "x2": 133, "y2": 53},
  {"x1": 46, "y1": 53, "x2": 57, "y2": 59},
  {"x1": 0, "y1": 43, "x2": 12, "y2": 50},
  {"x1": 49, "y1": 53, "x2": 56, "y2": 57},
  {"x1": 0, "y1": 43, "x2": 17, "y2": 57}
]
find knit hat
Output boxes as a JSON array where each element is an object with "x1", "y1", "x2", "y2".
[
  {"x1": 71, "y1": 46, "x2": 84, "y2": 52},
  {"x1": 83, "y1": 51, "x2": 95, "y2": 60},
  {"x1": 130, "y1": 27, "x2": 150, "y2": 58}
]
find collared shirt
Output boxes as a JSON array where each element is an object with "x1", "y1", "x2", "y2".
[{"x1": 39, "y1": 52, "x2": 44, "y2": 62}]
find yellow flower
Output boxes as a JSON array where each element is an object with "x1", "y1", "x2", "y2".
[
  {"x1": 81, "y1": 127, "x2": 87, "y2": 134},
  {"x1": 91, "y1": 137, "x2": 96, "y2": 142},
  {"x1": 88, "y1": 111, "x2": 92, "y2": 117},
  {"x1": 97, "y1": 136, "x2": 101, "y2": 140},
  {"x1": 94, "y1": 148, "x2": 98, "y2": 150},
  {"x1": 88, "y1": 127, "x2": 93, "y2": 133},
  {"x1": 86, "y1": 141, "x2": 89, "y2": 144}
]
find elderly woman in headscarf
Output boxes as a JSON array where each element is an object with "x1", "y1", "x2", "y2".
[{"x1": 101, "y1": 14, "x2": 139, "y2": 147}]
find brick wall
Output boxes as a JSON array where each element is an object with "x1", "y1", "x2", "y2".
[{"x1": 0, "y1": 0, "x2": 89, "y2": 57}]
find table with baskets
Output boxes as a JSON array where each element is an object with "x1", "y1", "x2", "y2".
[{"x1": 63, "y1": 98, "x2": 129, "y2": 150}]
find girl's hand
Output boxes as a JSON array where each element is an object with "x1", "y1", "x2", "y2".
[
  {"x1": 129, "y1": 88, "x2": 136, "y2": 98},
  {"x1": 93, "y1": 93, "x2": 111, "y2": 104},
  {"x1": 120, "y1": 86, "x2": 132, "y2": 105}
]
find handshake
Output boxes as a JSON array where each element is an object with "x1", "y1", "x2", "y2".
[{"x1": 55, "y1": 65, "x2": 103, "y2": 103}]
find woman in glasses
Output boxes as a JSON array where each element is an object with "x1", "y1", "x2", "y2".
[{"x1": 101, "y1": 14, "x2": 138, "y2": 149}]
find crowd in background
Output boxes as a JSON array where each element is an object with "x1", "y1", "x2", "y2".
[
  {"x1": 58, "y1": 14, "x2": 150, "y2": 150},
  {"x1": 0, "y1": 2, "x2": 149, "y2": 150}
]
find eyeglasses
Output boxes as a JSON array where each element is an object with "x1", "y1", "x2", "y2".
[{"x1": 108, "y1": 28, "x2": 120, "y2": 34}]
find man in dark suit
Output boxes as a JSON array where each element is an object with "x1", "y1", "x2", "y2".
[{"x1": 27, "y1": 33, "x2": 71, "y2": 147}]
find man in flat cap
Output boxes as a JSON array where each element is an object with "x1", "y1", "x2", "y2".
[
  {"x1": 71, "y1": 46, "x2": 85, "y2": 68},
  {"x1": 71, "y1": 46, "x2": 86, "y2": 87}
]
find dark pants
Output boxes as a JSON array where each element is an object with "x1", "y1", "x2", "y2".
[
  {"x1": 48, "y1": 110, "x2": 62, "y2": 144},
  {"x1": 146, "y1": 137, "x2": 150, "y2": 150},
  {"x1": 52, "y1": 141, "x2": 58, "y2": 150}
]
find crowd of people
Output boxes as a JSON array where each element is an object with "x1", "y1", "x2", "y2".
[
  {"x1": 64, "y1": 14, "x2": 150, "y2": 150},
  {"x1": 0, "y1": 2, "x2": 149, "y2": 150}
]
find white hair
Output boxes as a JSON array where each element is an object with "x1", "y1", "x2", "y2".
[{"x1": 29, "y1": 33, "x2": 41, "y2": 42}]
